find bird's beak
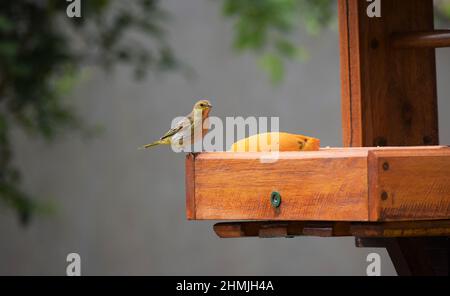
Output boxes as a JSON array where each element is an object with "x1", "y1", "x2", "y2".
[{"x1": 207, "y1": 103, "x2": 213, "y2": 108}]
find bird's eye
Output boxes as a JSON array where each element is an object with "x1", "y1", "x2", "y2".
[{"x1": 200, "y1": 104, "x2": 205, "y2": 107}]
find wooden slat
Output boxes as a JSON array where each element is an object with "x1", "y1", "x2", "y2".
[
  {"x1": 185, "y1": 153, "x2": 196, "y2": 220},
  {"x1": 338, "y1": 0, "x2": 363, "y2": 148},
  {"x1": 351, "y1": 220, "x2": 450, "y2": 237},
  {"x1": 368, "y1": 149, "x2": 450, "y2": 221},
  {"x1": 258, "y1": 223, "x2": 290, "y2": 238},
  {"x1": 338, "y1": 0, "x2": 438, "y2": 147},
  {"x1": 213, "y1": 220, "x2": 450, "y2": 238},
  {"x1": 391, "y1": 30, "x2": 450, "y2": 48},
  {"x1": 213, "y1": 222, "x2": 350, "y2": 238},
  {"x1": 193, "y1": 150, "x2": 369, "y2": 221}
]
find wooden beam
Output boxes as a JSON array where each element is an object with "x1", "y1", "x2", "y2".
[
  {"x1": 338, "y1": 0, "x2": 438, "y2": 147},
  {"x1": 351, "y1": 220, "x2": 450, "y2": 237},
  {"x1": 191, "y1": 149, "x2": 369, "y2": 221},
  {"x1": 213, "y1": 220, "x2": 450, "y2": 239},
  {"x1": 185, "y1": 153, "x2": 196, "y2": 220},
  {"x1": 213, "y1": 222, "x2": 349, "y2": 238},
  {"x1": 391, "y1": 30, "x2": 450, "y2": 49},
  {"x1": 338, "y1": 0, "x2": 363, "y2": 147},
  {"x1": 368, "y1": 149, "x2": 450, "y2": 221},
  {"x1": 355, "y1": 237, "x2": 449, "y2": 276},
  {"x1": 187, "y1": 147, "x2": 450, "y2": 222}
]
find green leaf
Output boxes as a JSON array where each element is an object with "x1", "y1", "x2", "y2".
[
  {"x1": 223, "y1": 0, "x2": 335, "y2": 84},
  {"x1": 275, "y1": 40, "x2": 308, "y2": 61},
  {"x1": 258, "y1": 53, "x2": 284, "y2": 84}
]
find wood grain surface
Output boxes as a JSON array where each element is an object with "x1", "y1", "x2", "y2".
[
  {"x1": 368, "y1": 149, "x2": 450, "y2": 221},
  {"x1": 192, "y1": 150, "x2": 369, "y2": 221},
  {"x1": 185, "y1": 153, "x2": 196, "y2": 220},
  {"x1": 186, "y1": 147, "x2": 450, "y2": 222},
  {"x1": 338, "y1": 0, "x2": 438, "y2": 147},
  {"x1": 391, "y1": 30, "x2": 450, "y2": 49},
  {"x1": 338, "y1": 0, "x2": 446, "y2": 276},
  {"x1": 213, "y1": 220, "x2": 450, "y2": 238}
]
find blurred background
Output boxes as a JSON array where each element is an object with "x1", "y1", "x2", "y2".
[{"x1": 0, "y1": 0, "x2": 449, "y2": 275}]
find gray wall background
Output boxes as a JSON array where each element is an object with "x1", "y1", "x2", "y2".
[{"x1": 0, "y1": 0, "x2": 449, "y2": 275}]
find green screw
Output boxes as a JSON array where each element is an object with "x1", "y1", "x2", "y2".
[{"x1": 270, "y1": 192, "x2": 282, "y2": 208}]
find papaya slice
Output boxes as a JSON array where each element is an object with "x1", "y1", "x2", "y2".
[{"x1": 229, "y1": 132, "x2": 320, "y2": 152}]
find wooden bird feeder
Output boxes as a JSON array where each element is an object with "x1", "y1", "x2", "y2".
[{"x1": 185, "y1": 0, "x2": 450, "y2": 276}]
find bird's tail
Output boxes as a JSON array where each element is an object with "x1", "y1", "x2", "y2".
[{"x1": 139, "y1": 140, "x2": 165, "y2": 150}]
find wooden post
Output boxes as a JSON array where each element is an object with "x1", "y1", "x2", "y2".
[
  {"x1": 338, "y1": 0, "x2": 438, "y2": 148},
  {"x1": 338, "y1": 0, "x2": 448, "y2": 275}
]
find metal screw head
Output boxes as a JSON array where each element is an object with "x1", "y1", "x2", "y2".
[
  {"x1": 381, "y1": 191, "x2": 388, "y2": 201},
  {"x1": 382, "y1": 162, "x2": 389, "y2": 171},
  {"x1": 270, "y1": 192, "x2": 282, "y2": 208}
]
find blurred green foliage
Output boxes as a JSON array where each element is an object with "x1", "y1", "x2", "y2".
[
  {"x1": 436, "y1": 0, "x2": 450, "y2": 23},
  {"x1": 0, "y1": 0, "x2": 178, "y2": 224},
  {"x1": 223, "y1": 0, "x2": 450, "y2": 83},
  {"x1": 222, "y1": 0, "x2": 334, "y2": 83}
]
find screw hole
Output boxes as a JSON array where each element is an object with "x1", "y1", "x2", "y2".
[
  {"x1": 423, "y1": 136, "x2": 433, "y2": 145},
  {"x1": 374, "y1": 137, "x2": 387, "y2": 147},
  {"x1": 370, "y1": 39, "x2": 379, "y2": 49}
]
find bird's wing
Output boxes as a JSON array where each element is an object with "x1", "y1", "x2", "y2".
[{"x1": 160, "y1": 116, "x2": 192, "y2": 140}]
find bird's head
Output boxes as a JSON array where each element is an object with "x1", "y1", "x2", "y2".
[{"x1": 193, "y1": 99, "x2": 212, "y2": 111}]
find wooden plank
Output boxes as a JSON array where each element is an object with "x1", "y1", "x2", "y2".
[
  {"x1": 351, "y1": 220, "x2": 450, "y2": 237},
  {"x1": 189, "y1": 147, "x2": 450, "y2": 221},
  {"x1": 368, "y1": 149, "x2": 450, "y2": 221},
  {"x1": 338, "y1": 0, "x2": 438, "y2": 147},
  {"x1": 356, "y1": 237, "x2": 449, "y2": 276},
  {"x1": 258, "y1": 223, "x2": 290, "y2": 238},
  {"x1": 214, "y1": 220, "x2": 450, "y2": 239},
  {"x1": 213, "y1": 222, "x2": 249, "y2": 238},
  {"x1": 302, "y1": 222, "x2": 335, "y2": 237},
  {"x1": 214, "y1": 221, "x2": 347, "y2": 238},
  {"x1": 185, "y1": 153, "x2": 196, "y2": 220},
  {"x1": 194, "y1": 150, "x2": 369, "y2": 221},
  {"x1": 338, "y1": 0, "x2": 363, "y2": 148}
]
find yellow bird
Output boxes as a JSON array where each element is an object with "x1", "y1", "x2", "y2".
[{"x1": 140, "y1": 99, "x2": 212, "y2": 149}]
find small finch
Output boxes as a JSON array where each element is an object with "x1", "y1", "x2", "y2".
[{"x1": 140, "y1": 99, "x2": 212, "y2": 149}]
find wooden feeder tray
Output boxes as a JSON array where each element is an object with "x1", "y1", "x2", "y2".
[{"x1": 186, "y1": 147, "x2": 450, "y2": 223}]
